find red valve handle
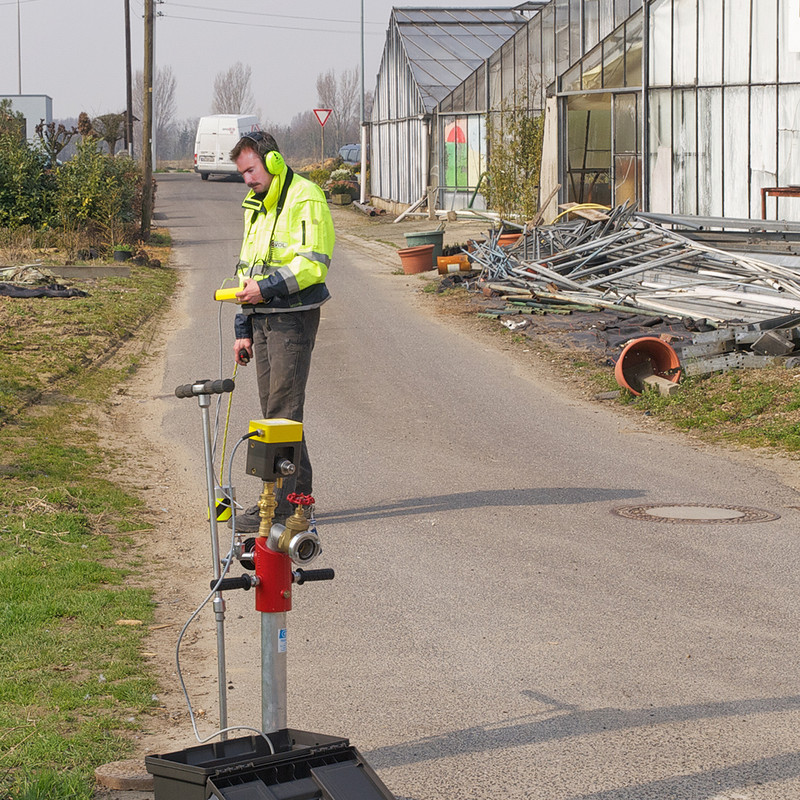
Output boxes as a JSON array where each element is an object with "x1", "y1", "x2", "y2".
[{"x1": 287, "y1": 492, "x2": 315, "y2": 506}]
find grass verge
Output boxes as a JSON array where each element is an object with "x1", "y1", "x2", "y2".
[{"x1": 0, "y1": 253, "x2": 177, "y2": 799}]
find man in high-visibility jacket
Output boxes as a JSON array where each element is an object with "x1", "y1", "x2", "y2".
[{"x1": 230, "y1": 131, "x2": 335, "y2": 531}]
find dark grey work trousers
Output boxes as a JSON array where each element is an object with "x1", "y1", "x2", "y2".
[{"x1": 250, "y1": 308, "x2": 320, "y2": 517}]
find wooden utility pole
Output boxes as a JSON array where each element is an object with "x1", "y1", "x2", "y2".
[
  {"x1": 124, "y1": 0, "x2": 134, "y2": 156},
  {"x1": 141, "y1": 0, "x2": 154, "y2": 238}
]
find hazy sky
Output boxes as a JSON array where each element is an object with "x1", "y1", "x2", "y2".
[{"x1": 1, "y1": 0, "x2": 512, "y2": 125}]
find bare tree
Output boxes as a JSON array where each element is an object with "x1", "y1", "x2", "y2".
[
  {"x1": 315, "y1": 66, "x2": 362, "y2": 153},
  {"x1": 93, "y1": 113, "x2": 125, "y2": 154},
  {"x1": 212, "y1": 62, "x2": 256, "y2": 115}
]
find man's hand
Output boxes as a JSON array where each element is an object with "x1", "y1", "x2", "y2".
[
  {"x1": 234, "y1": 338, "x2": 253, "y2": 366},
  {"x1": 235, "y1": 278, "x2": 264, "y2": 305}
]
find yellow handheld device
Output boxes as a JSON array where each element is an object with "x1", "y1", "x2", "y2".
[
  {"x1": 215, "y1": 277, "x2": 244, "y2": 303},
  {"x1": 215, "y1": 287, "x2": 241, "y2": 302}
]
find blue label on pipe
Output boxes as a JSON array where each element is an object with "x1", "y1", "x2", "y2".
[{"x1": 278, "y1": 628, "x2": 287, "y2": 653}]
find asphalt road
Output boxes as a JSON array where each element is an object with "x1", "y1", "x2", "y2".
[{"x1": 154, "y1": 173, "x2": 800, "y2": 800}]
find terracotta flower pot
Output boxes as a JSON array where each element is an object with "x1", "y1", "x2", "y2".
[
  {"x1": 615, "y1": 336, "x2": 681, "y2": 395},
  {"x1": 497, "y1": 233, "x2": 521, "y2": 248},
  {"x1": 397, "y1": 244, "x2": 435, "y2": 274}
]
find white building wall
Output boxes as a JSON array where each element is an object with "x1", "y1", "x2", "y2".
[{"x1": 0, "y1": 95, "x2": 52, "y2": 141}]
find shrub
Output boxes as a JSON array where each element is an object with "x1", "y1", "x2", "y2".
[
  {"x1": 56, "y1": 140, "x2": 142, "y2": 248},
  {"x1": 329, "y1": 168, "x2": 354, "y2": 182},
  {"x1": 0, "y1": 133, "x2": 57, "y2": 229},
  {"x1": 308, "y1": 167, "x2": 330, "y2": 187},
  {"x1": 329, "y1": 182, "x2": 353, "y2": 195}
]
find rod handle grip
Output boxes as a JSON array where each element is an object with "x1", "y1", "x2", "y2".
[
  {"x1": 211, "y1": 575, "x2": 253, "y2": 592},
  {"x1": 293, "y1": 568, "x2": 335, "y2": 584},
  {"x1": 175, "y1": 378, "x2": 235, "y2": 398}
]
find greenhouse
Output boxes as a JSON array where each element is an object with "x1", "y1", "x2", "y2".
[{"x1": 369, "y1": 0, "x2": 800, "y2": 223}]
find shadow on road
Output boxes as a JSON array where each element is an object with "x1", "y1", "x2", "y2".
[
  {"x1": 565, "y1": 750, "x2": 800, "y2": 798},
  {"x1": 366, "y1": 693, "x2": 800, "y2": 796},
  {"x1": 324, "y1": 487, "x2": 646, "y2": 524}
]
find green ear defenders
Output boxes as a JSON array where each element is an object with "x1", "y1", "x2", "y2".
[
  {"x1": 264, "y1": 149, "x2": 285, "y2": 175},
  {"x1": 242, "y1": 131, "x2": 285, "y2": 175}
]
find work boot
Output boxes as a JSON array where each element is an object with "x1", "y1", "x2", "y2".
[{"x1": 228, "y1": 505, "x2": 261, "y2": 533}]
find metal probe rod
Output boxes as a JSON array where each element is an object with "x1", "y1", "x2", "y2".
[{"x1": 198, "y1": 393, "x2": 229, "y2": 737}]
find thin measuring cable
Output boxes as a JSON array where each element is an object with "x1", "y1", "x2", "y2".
[{"x1": 174, "y1": 431, "x2": 274, "y2": 749}]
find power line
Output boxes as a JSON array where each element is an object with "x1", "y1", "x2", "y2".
[
  {"x1": 166, "y1": 1, "x2": 384, "y2": 26},
  {"x1": 161, "y1": 11, "x2": 384, "y2": 35}
]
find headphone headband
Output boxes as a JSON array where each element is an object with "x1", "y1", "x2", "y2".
[{"x1": 242, "y1": 132, "x2": 284, "y2": 175}]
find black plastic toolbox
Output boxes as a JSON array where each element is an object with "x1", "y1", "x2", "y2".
[
  {"x1": 144, "y1": 729, "x2": 352, "y2": 800},
  {"x1": 207, "y1": 743, "x2": 395, "y2": 800}
]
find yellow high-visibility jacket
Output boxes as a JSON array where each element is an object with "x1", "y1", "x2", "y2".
[{"x1": 234, "y1": 164, "x2": 334, "y2": 339}]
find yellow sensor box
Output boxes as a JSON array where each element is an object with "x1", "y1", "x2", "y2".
[{"x1": 248, "y1": 418, "x2": 303, "y2": 444}]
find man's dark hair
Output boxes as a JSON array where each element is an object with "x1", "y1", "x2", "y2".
[{"x1": 230, "y1": 131, "x2": 280, "y2": 163}]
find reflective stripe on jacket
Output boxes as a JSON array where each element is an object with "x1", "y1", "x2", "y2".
[{"x1": 234, "y1": 164, "x2": 335, "y2": 339}]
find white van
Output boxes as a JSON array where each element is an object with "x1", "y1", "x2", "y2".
[{"x1": 194, "y1": 114, "x2": 261, "y2": 180}]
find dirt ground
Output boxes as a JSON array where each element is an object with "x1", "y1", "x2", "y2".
[{"x1": 92, "y1": 203, "x2": 800, "y2": 797}]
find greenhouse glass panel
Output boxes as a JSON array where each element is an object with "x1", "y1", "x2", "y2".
[
  {"x1": 467, "y1": 115, "x2": 486, "y2": 187},
  {"x1": 697, "y1": 0, "x2": 722, "y2": 85},
  {"x1": 542, "y1": 6, "x2": 556, "y2": 93},
  {"x1": 464, "y1": 72, "x2": 477, "y2": 113},
  {"x1": 603, "y1": 27, "x2": 627, "y2": 88},
  {"x1": 672, "y1": 89, "x2": 697, "y2": 214},
  {"x1": 697, "y1": 89, "x2": 723, "y2": 216},
  {"x1": 489, "y1": 53, "x2": 502, "y2": 110},
  {"x1": 673, "y1": 0, "x2": 697, "y2": 87},
  {"x1": 751, "y1": 0, "x2": 777, "y2": 84},
  {"x1": 613, "y1": 92, "x2": 641, "y2": 210},
  {"x1": 614, "y1": 91, "x2": 638, "y2": 153},
  {"x1": 723, "y1": 0, "x2": 750, "y2": 84},
  {"x1": 570, "y1": 0, "x2": 582, "y2": 62},
  {"x1": 649, "y1": 0, "x2": 672, "y2": 87},
  {"x1": 566, "y1": 93, "x2": 612, "y2": 205},
  {"x1": 624, "y1": 12, "x2": 644, "y2": 87},
  {"x1": 600, "y1": 0, "x2": 614, "y2": 29},
  {"x1": 528, "y1": 18, "x2": 543, "y2": 110},
  {"x1": 515, "y1": 29, "x2": 529, "y2": 106},
  {"x1": 582, "y1": 44, "x2": 605, "y2": 90},
  {"x1": 779, "y1": 0, "x2": 800, "y2": 82},
  {"x1": 749, "y1": 85, "x2": 778, "y2": 218},
  {"x1": 585, "y1": 0, "x2": 601, "y2": 52},
  {"x1": 562, "y1": 62, "x2": 583, "y2": 92},
  {"x1": 778, "y1": 84, "x2": 800, "y2": 189},
  {"x1": 722, "y1": 86, "x2": 749, "y2": 217},
  {"x1": 615, "y1": 0, "x2": 631, "y2": 28},
  {"x1": 501, "y1": 40, "x2": 516, "y2": 105},
  {"x1": 555, "y1": 0, "x2": 571, "y2": 74},
  {"x1": 648, "y1": 88, "x2": 673, "y2": 211},
  {"x1": 476, "y1": 63, "x2": 487, "y2": 112}
]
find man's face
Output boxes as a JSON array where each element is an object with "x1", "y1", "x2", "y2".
[{"x1": 236, "y1": 149, "x2": 273, "y2": 195}]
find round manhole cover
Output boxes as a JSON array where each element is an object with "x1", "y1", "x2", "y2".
[{"x1": 613, "y1": 504, "x2": 780, "y2": 524}]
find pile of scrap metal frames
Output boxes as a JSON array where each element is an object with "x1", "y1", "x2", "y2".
[
  {"x1": 467, "y1": 204, "x2": 800, "y2": 326},
  {"x1": 464, "y1": 204, "x2": 800, "y2": 383}
]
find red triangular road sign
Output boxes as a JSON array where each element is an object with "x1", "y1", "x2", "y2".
[{"x1": 313, "y1": 108, "x2": 332, "y2": 127}]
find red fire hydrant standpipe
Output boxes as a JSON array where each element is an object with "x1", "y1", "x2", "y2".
[
  {"x1": 241, "y1": 421, "x2": 332, "y2": 733},
  {"x1": 151, "y1": 407, "x2": 395, "y2": 799}
]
